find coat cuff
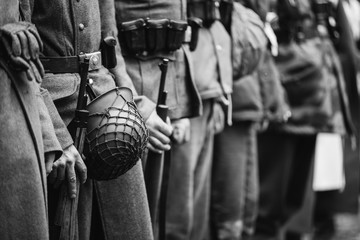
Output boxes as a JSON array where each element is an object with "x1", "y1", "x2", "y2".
[
  {"x1": 37, "y1": 90, "x2": 63, "y2": 160},
  {"x1": 134, "y1": 96, "x2": 156, "y2": 121},
  {"x1": 40, "y1": 88, "x2": 73, "y2": 150}
]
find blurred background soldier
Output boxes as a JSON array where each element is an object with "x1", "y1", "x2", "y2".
[
  {"x1": 30, "y1": 0, "x2": 154, "y2": 239},
  {"x1": 308, "y1": 0, "x2": 360, "y2": 238},
  {"x1": 113, "y1": 0, "x2": 202, "y2": 238},
  {"x1": 252, "y1": 0, "x2": 355, "y2": 239},
  {"x1": 0, "y1": 0, "x2": 63, "y2": 239},
  {"x1": 164, "y1": 0, "x2": 232, "y2": 239},
  {"x1": 210, "y1": 1, "x2": 290, "y2": 239}
]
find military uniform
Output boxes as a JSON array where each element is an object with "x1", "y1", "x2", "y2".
[
  {"x1": 30, "y1": 0, "x2": 154, "y2": 239},
  {"x1": 253, "y1": 0, "x2": 354, "y2": 239},
  {"x1": 210, "y1": 2, "x2": 289, "y2": 239},
  {"x1": 114, "y1": 0, "x2": 202, "y2": 121},
  {"x1": 165, "y1": 1, "x2": 232, "y2": 239},
  {"x1": 0, "y1": 1, "x2": 62, "y2": 239}
]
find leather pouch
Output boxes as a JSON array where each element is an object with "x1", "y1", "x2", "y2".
[
  {"x1": 146, "y1": 19, "x2": 169, "y2": 52},
  {"x1": 167, "y1": 20, "x2": 188, "y2": 51},
  {"x1": 120, "y1": 19, "x2": 147, "y2": 54},
  {"x1": 188, "y1": 0, "x2": 221, "y2": 27}
]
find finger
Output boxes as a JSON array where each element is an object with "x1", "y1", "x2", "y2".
[
  {"x1": 166, "y1": 117, "x2": 171, "y2": 126},
  {"x1": 147, "y1": 142, "x2": 162, "y2": 154},
  {"x1": 24, "y1": 30, "x2": 40, "y2": 60},
  {"x1": 17, "y1": 31, "x2": 30, "y2": 60},
  {"x1": 34, "y1": 57, "x2": 45, "y2": 79},
  {"x1": 1, "y1": 38, "x2": 29, "y2": 70},
  {"x1": 45, "y1": 152, "x2": 55, "y2": 176},
  {"x1": 28, "y1": 27, "x2": 43, "y2": 51},
  {"x1": 75, "y1": 157, "x2": 87, "y2": 184},
  {"x1": 149, "y1": 136, "x2": 171, "y2": 152},
  {"x1": 149, "y1": 127, "x2": 171, "y2": 145},
  {"x1": 26, "y1": 68, "x2": 35, "y2": 81},
  {"x1": 29, "y1": 60, "x2": 42, "y2": 83},
  {"x1": 157, "y1": 119, "x2": 173, "y2": 137},
  {"x1": 53, "y1": 161, "x2": 66, "y2": 188},
  {"x1": 66, "y1": 162, "x2": 77, "y2": 199},
  {"x1": 10, "y1": 34, "x2": 21, "y2": 56}
]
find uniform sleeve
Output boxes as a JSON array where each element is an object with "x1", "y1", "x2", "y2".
[
  {"x1": 36, "y1": 87, "x2": 63, "y2": 159},
  {"x1": 40, "y1": 87, "x2": 74, "y2": 150},
  {"x1": 99, "y1": 0, "x2": 156, "y2": 120}
]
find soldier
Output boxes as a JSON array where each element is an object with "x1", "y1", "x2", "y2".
[
  {"x1": 210, "y1": 1, "x2": 290, "y2": 239},
  {"x1": 113, "y1": 0, "x2": 202, "y2": 238},
  {"x1": 253, "y1": 0, "x2": 354, "y2": 239},
  {"x1": 163, "y1": 1, "x2": 233, "y2": 239},
  {"x1": 29, "y1": 0, "x2": 157, "y2": 239},
  {"x1": 0, "y1": 0, "x2": 63, "y2": 239}
]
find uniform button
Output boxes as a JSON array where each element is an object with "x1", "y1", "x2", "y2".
[
  {"x1": 216, "y1": 44, "x2": 222, "y2": 51},
  {"x1": 79, "y1": 23, "x2": 85, "y2": 31}
]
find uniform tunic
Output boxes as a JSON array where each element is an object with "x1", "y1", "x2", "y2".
[{"x1": 31, "y1": 0, "x2": 154, "y2": 239}]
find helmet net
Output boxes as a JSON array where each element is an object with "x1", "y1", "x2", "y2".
[{"x1": 85, "y1": 91, "x2": 148, "y2": 180}]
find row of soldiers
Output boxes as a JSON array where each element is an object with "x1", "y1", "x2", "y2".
[{"x1": 0, "y1": 0, "x2": 359, "y2": 240}]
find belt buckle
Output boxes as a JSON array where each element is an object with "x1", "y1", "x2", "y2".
[{"x1": 81, "y1": 51, "x2": 102, "y2": 71}]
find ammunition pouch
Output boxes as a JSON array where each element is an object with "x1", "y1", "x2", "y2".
[
  {"x1": 101, "y1": 36, "x2": 117, "y2": 69},
  {"x1": 219, "y1": 0, "x2": 234, "y2": 33},
  {"x1": 119, "y1": 18, "x2": 188, "y2": 56},
  {"x1": 187, "y1": 0, "x2": 221, "y2": 27},
  {"x1": 187, "y1": 17, "x2": 203, "y2": 51}
]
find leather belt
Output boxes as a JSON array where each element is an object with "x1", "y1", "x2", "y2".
[{"x1": 41, "y1": 51, "x2": 102, "y2": 74}]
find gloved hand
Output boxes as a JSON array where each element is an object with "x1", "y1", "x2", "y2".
[{"x1": 0, "y1": 21, "x2": 44, "y2": 83}]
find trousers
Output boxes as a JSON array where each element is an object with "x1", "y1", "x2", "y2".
[
  {"x1": 211, "y1": 122, "x2": 259, "y2": 240},
  {"x1": 166, "y1": 100, "x2": 216, "y2": 240},
  {"x1": 255, "y1": 132, "x2": 316, "y2": 238}
]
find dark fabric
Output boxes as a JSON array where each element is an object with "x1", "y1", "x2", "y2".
[
  {"x1": 333, "y1": 0, "x2": 360, "y2": 213},
  {"x1": 190, "y1": 21, "x2": 232, "y2": 100},
  {"x1": 211, "y1": 122, "x2": 258, "y2": 239},
  {"x1": 0, "y1": 60, "x2": 48, "y2": 239},
  {"x1": 166, "y1": 100, "x2": 216, "y2": 240},
  {"x1": 255, "y1": 132, "x2": 316, "y2": 237},
  {"x1": 271, "y1": 37, "x2": 347, "y2": 135},
  {"x1": 230, "y1": 3, "x2": 289, "y2": 122}
]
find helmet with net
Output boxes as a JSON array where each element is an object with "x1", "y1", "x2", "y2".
[{"x1": 84, "y1": 87, "x2": 148, "y2": 180}]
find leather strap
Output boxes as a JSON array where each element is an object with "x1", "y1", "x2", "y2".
[{"x1": 40, "y1": 51, "x2": 102, "y2": 74}]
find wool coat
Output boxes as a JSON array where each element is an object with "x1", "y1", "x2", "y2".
[
  {"x1": 0, "y1": 3, "x2": 62, "y2": 238},
  {"x1": 0, "y1": 58, "x2": 62, "y2": 239},
  {"x1": 30, "y1": 0, "x2": 154, "y2": 239}
]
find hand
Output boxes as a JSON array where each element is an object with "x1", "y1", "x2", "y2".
[
  {"x1": 171, "y1": 118, "x2": 190, "y2": 144},
  {"x1": 146, "y1": 110, "x2": 173, "y2": 153},
  {"x1": 48, "y1": 145, "x2": 87, "y2": 199},
  {"x1": 0, "y1": 22, "x2": 44, "y2": 83},
  {"x1": 213, "y1": 102, "x2": 225, "y2": 135},
  {"x1": 45, "y1": 152, "x2": 56, "y2": 176}
]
